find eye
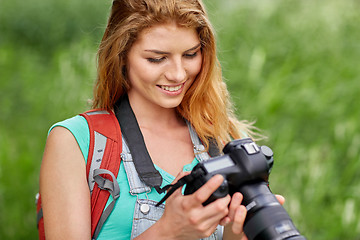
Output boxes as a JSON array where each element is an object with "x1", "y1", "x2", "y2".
[
  {"x1": 184, "y1": 51, "x2": 198, "y2": 59},
  {"x1": 147, "y1": 57, "x2": 166, "y2": 63}
]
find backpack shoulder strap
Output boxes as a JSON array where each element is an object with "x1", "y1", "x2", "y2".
[
  {"x1": 36, "y1": 193, "x2": 45, "y2": 240},
  {"x1": 80, "y1": 109, "x2": 122, "y2": 240}
]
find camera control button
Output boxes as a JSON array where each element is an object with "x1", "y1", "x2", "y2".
[
  {"x1": 243, "y1": 142, "x2": 260, "y2": 154},
  {"x1": 260, "y1": 146, "x2": 273, "y2": 159},
  {"x1": 216, "y1": 179, "x2": 229, "y2": 196}
]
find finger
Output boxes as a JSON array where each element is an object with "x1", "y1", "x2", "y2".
[
  {"x1": 241, "y1": 234, "x2": 249, "y2": 240},
  {"x1": 232, "y1": 205, "x2": 247, "y2": 234},
  {"x1": 192, "y1": 193, "x2": 230, "y2": 223},
  {"x1": 198, "y1": 195, "x2": 231, "y2": 231},
  {"x1": 275, "y1": 194, "x2": 285, "y2": 205},
  {"x1": 203, "y1": 194, "x2": 231, "y2": 215},
  {"x1": 219, "y1": 216, "x2": 231, "y2": 226},
  {"x1": 228, "y1": 192, "x2": 243, "y2": 221},
  {"x1": 191, "y1": 175, "x2": 225, "y2": 205}
]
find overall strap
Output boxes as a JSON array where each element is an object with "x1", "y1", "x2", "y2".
[
  {"x1": 186, "y1": 121, "x2": 221, "y2": 160},
  {"x1": 186, "y1": 121, "x2": 211, "y2": 162},
  {"x1": 121, "y1": 136, "x2": 152, "y2": 195},
  {"x1": 80, "y1": 110, "x2": 122, "y2": 240}
]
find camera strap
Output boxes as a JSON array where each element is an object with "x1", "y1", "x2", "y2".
[
  {"x1": 114, "y1": 95, "x2": 164, "y2": 193},
  {"x1": 155, "y1": 168, "x2": 205, "y2": 206}
]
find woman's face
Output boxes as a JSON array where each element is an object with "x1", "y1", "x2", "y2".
[{"x1": 126, "y1": 22, "x2": 202, "y2": 110}]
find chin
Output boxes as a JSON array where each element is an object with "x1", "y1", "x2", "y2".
[
  {"x1": 158, "y1": 97, "x2": 183, "y2": 109},
  {"x1": 160, "y1": 102, "x2": 182, "y2": 109}
]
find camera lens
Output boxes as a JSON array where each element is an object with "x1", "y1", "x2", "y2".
[{"x1": 239, "y1": 183, "x2": 306, "y2": 240}]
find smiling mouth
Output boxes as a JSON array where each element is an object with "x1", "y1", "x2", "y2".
[{"x1": 158, "y1": 84, "x2": 183, "y2": 92}]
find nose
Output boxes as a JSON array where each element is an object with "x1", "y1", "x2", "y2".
[{"x1": 165, "y1": 59, "x2": 187, "y2": 82}]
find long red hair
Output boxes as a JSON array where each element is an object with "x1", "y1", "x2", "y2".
[{"x1": 93, "y1": 0, "x2": 256, "y2": 149}]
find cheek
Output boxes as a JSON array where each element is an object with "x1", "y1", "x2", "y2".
[
  {"x1": 189, "y1": 58, "x2": 202, "y2": 77},
  {"x1": 128, "y1": 60, "x2": 157, "y2": 85}
]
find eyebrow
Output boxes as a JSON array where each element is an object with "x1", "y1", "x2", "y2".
[{"x1": 144, "y1": 43, "x2": 201, "y2": 54}]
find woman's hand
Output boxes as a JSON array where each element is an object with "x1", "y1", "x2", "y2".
[
  {"x1": 161, "y1": 173, "x2": 231, "y2": 239},
  {"x1": 222, "y1": 193, "x2": 286, "y2": 240},
  {"x1": 135, "y1": 173, "x2": 231, "y2": 240}
]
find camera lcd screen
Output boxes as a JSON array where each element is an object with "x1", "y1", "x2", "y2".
[{"x1": 204, "y1": 156, "x2": 234, "y2": 173}]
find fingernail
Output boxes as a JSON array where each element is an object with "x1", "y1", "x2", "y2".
[{"x1": 215, "y1": 174, "x2": 224, "y2": 181}]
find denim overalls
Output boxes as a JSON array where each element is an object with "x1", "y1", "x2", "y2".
[{"x1": 121, "y1": 122, "x2": 223, "y2": 239}]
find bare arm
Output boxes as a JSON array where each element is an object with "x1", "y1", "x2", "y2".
[{"x1": 39, "y1": 126, "x2": 91, "y2": 239}]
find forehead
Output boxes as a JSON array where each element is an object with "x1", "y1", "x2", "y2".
[{"x1": 133, "y1": 22, "x2": 200, "y2": 51}]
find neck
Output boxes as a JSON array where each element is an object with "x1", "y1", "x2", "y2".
[{"x1": 127, "y1": 93, "x2": 184, "y2": 129}]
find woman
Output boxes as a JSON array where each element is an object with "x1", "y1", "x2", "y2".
[{"x1": 40, "y1": 0, "x2": 283, "y2": 239}]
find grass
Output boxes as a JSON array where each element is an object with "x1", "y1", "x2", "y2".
[{"x1": 1, "y1": 0, "x2": 359, "y2": 239}]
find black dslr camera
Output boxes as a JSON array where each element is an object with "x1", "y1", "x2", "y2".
[{"x1": 184, "y1": 138, "x2": 306, "y2": 240}]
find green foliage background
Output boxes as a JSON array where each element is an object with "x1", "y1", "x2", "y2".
[{"x1": 1, "y1": 0, "x2": 359, "y2": 239}]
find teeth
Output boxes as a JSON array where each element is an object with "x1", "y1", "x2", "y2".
[{"x1": 160, "y1": 85, "x2": 182, "y2": 92}]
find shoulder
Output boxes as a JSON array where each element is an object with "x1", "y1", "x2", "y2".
[
  {"x1": 49, "y1": 115, "x2": 90, "y2": 161},
  {"x1": 50, "y1": 115, "x2": 89, "y2": 138}
]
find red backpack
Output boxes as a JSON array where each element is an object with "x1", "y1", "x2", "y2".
[{"x1": 36, "y1": 109, "x2": 122, "y2": 240}]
